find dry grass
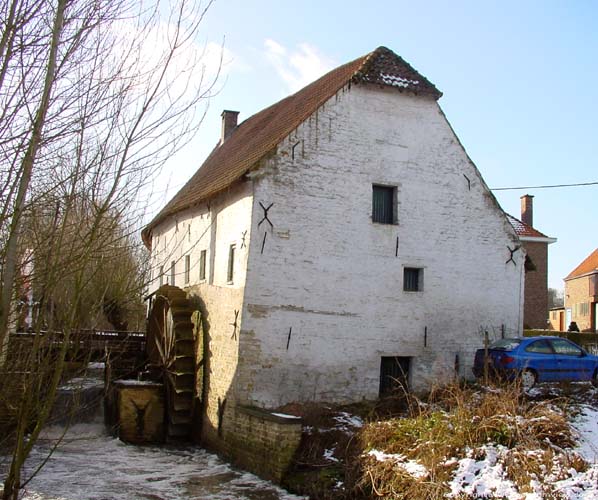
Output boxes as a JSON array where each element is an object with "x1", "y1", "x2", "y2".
[
  {"x1": 282, "y1": 383, "x2": 589, "y2": 499},
  {"x1": 353, "y1": 383, "x2": 585, "y2": 499}
]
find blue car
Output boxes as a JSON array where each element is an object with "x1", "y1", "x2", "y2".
[{"x1": 473, "y1": 336, "x2": 598, "y2": 390}]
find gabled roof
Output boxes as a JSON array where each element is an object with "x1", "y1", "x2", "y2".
[
  {"x1": 506, "y1": 214, "x2": 552, "y2": 239},
  {"x1": 142, "y1": 47, "x2": 441, "y2": 246},
  {"x1": 565, "y1": 248, "x2": 598, "y2": 280}
]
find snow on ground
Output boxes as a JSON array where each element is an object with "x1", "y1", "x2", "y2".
[
  {"x1": 447, "y1": 445, "x2": 526, "y2": 499},
  {"x1": 366, "y1": 384, "x2": 598, "y2": 499},
  {"x1": 572, "y1": 404, "x2": 598, "y2": 463},
  {"x1": 447, "y1": 445, "x2": 598, "y2": 500},
  {"x1": 444, "y1": 385, "x2": 598, "y2": 499},
  {"x1": 368, "y1": 441, "x2": 598, "y2": 500},
  {"x1": 332, "y1": 412, "x2": 363, "y2": 430},
  {"x1": 0, "y1": 421, "x2": 305, "y2": 500},
  {"x1": 368, "y1": 450, "x2": 427, "y2": 479}
]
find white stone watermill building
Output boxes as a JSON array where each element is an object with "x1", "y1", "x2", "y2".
[{"x1": 142, "y1": 46, "x2": 524, "y2": 475}]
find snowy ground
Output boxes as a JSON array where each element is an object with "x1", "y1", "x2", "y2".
[
  {"x1": 366, "y1": 383, "x2": 598, "y2": 499},
  {"x1": 1, "y1": 421, "x2": 305, "y2": 500}
]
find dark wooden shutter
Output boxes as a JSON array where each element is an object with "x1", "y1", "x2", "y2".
[
  {"x1": 404, "y1": 268, "x2": 420, "y2": 291},
  {"x1": 372, "y1": 185, "x2": 394, "y2": 224}
]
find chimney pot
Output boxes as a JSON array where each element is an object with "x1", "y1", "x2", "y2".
[
  {"x1": 221, "y1": 110, "x2": 239, "y2": 144},
  {"x1": 520, "y1": 194, "x2": 534, "y2": 227}
]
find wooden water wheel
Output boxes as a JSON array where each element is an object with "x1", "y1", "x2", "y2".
[{"x1": 146, "y1": 285, "x2": 195, "y2": 439}]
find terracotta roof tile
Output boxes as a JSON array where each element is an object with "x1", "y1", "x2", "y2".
[
  {"x1": 566, "y1": 248, "x2": 598, "y2": 280},
  {"x1": 142, "y1": 47, "x2": 441, "y2": 246},
  {"x1": 506, "y1": 214, "x2": 550, "y2": 238}
]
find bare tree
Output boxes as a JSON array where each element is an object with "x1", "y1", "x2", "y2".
[
  {"x1": 548, "y1": 288, "x2": 564, "y2": 310},
  {"x1": 0, "y1": 1, "x2": 218, "y2": 497}
]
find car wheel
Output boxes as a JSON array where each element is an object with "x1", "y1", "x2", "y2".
[
  {"x1": 520, "y1": 370, "x2": 536, "y2": 391},
  {"x1": 592, "y1": 370, "x2": 598, "y2": 388}
]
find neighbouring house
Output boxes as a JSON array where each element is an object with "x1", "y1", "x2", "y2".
[
  {"x1": 506, "y1": 195, "x2": 556, "y2": 329},
  {"x1": 564, "y1": 248, "x2": 598, "y2": 332},
  {"x1": 142, "y1": 46, "x2": 524, "y2": 464},
  {"x1": 549, "y1": 306, "x2": 566, "y2": 332}
]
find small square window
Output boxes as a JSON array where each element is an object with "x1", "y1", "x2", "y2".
[
  {"x1": 404, "y1": 267, "x2": 423, "y2": 292},
  {"x1": 227, "y1": 245, "x2": 236, "y2": 283},
  {"x1": 199, "y1": 250, "x2": 206, "y2": 281},
  {"x1": 372, "y1": 185, "x2": 396, "y2": 224},
  {"x1": 184, "y1": 255, "x2": 190, "y2": 284}
]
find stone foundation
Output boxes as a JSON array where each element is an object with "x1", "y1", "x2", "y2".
[{"x1": 203, "y1": 404, "x2": 302, "y2": 483}]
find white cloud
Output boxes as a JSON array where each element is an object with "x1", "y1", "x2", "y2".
[
  {"x1": 264, "y1": 39, "x2": 336, "y2": 94},
  {"x1": 107, "y1": 16, "x2": 243, "y2": 101}
]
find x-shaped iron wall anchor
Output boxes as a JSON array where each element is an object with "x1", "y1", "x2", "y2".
[
  {"x1": 258, "y1": 202, "x2": 274, "y2": 229},
  {"x1": 230, "y1": 310, "x2": 239, "y2": 340},
  {"x1": 240, "y1": 230, "x2": 248, "y2": 248},
  {"x1": 506, "y1": 245, "x2": 521, "y2": 266}
]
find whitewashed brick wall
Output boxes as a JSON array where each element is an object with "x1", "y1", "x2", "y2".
[
  {"x1": 237, "y1": 83, "x2": 524, "y2": 405},
  {"x1": 149, "y1": 182, "x2": 253, "y2": 437},
  {"x1": 150, "y1": 82, "x2": 524, "y2": 411}
]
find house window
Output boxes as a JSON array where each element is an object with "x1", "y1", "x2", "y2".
[
  {"x1": 170, "y1": 261, "x2": 176, "y2": 286},
  {"x1": 184, "y1": 255, "x2": 190, "y2": 284},
  {"x1": 372, "y1": 185, "x2": 396, "y2": 224},
  {"x1": 159, "y1": 265, "x2": 164, "y2": 286},
  {"x1": 574, "y1": 302, "x2": 589, "y2": 317},
  {"x1": 227, "y1": 245, "x2": 236, "y2": 283},
  {"x1": 199, "y1": 250, "x2": 206, "y2": 281},
  {"x1": 404, "y1": 267, "x2": 423, "y2": 292}
]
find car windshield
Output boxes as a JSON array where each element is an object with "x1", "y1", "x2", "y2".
[{"x1": 488, "y1": 339, "x2": 521, "y2": 351}]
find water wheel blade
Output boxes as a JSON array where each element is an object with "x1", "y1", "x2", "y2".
[{"x1": 146, "y1": 285, "x2": 196, "y2": 441}]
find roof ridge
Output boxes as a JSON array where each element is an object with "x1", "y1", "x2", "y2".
[
  {"x1": 352, "y1": 47, "x2": 382, "y2": 80},
  {"x1": 142, "y1": 47, "x2": 442, "y2": 246}
]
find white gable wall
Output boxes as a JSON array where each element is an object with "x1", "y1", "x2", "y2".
[
  {"x1": 148, "y1": 181, "x2": 254, "y2": 440},
  {"x1": 238, "y1": 84, "x2": 523, "y2": 406}
]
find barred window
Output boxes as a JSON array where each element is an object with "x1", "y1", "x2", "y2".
[
  {"x1": 227, "y1": 245, "x2": 236, "y2": 283},
  {"x1": 184, "y1": 255, "x2": 190, "y2": 284},
  {"x1": 199, "y1": 250, "x2": 206, "y2": 281},
  {"x1": 372, "y1": 185, "x2": 396, "y2": 224},
  {"x1": 404, "y1": 268, "x2": 423, "y2": 292}
]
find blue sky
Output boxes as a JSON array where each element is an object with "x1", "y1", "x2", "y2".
[{"x1": 154, "y1": 0, "x2": 598, "y2": 290}]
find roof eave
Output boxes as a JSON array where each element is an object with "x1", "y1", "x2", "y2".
[
  {"x1": 518, "y1": 236, "x2": 557, "y2": 244},
  {"x1": 564, "y1": 269, "x2": 598, "y2": 281}
]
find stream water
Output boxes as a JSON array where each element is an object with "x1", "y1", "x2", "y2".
[{"x1": 0, "y1": 367, "x2": 305, "y2": 500}]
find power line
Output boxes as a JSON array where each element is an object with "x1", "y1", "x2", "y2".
[{"x1": 492, "y1": 181, "x2": 598, "y2": 191}]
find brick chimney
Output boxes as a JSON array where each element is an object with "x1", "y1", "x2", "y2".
[
  {"x1": 220, "y1": 110, "x2": 239, "y2": 144},
  {"x1": 520, "y1": 194, "x2": 534, "y2": 227}
]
